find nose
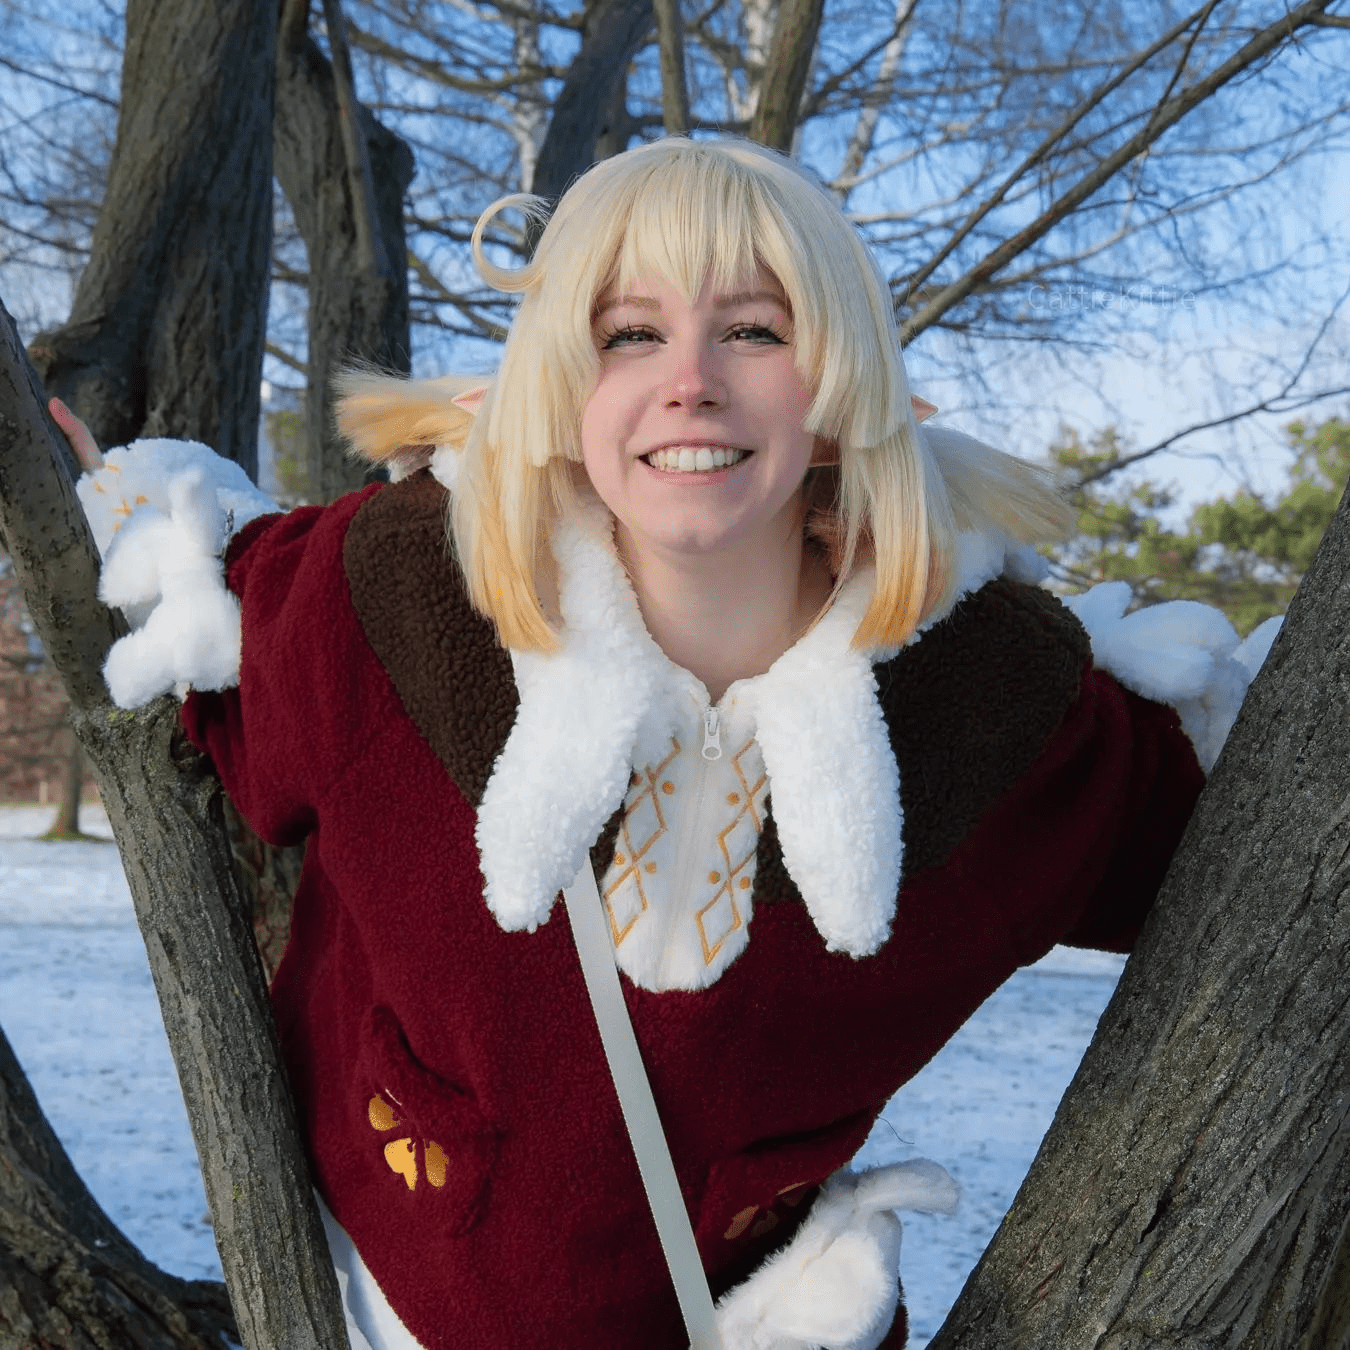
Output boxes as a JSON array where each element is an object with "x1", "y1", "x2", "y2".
[{"x1": 661, "y1": 335, "x2": 725, "y2": 409}]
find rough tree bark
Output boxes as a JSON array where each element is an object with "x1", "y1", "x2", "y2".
[
  {"x1": 748, "y1": 0, "x2": 825, "y2": 152},
  {"x1": 275, "y1": 0, "x2": 415, "y2": 503},
  {"x1": 0, "y1": 300, "x2": 351, "y2": 1349},
  {"x1": 928, "y1": 481, "x2": 1350, "y2": 1347},
  {"x1": 653, "y1": 0, "x2": 691, "y2": 135},
  {"x1": 25, "y1": 0, "x2": 276, "y2": 479},
  {"x1": 0, "y1": 1023, "x2": 236, "y2": 1348}
]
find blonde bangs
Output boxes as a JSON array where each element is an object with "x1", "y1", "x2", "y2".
[{"x1": 609, "y1": 158, "x2": 763, "y2": 304}]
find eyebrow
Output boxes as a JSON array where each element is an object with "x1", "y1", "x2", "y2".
[{"x1": 593, "y1": 289, "x2": 789, "y2": 318}]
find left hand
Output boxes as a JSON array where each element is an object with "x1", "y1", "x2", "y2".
[{"x1": 49, "y1": 397, "x2": 103, "y2": 471}]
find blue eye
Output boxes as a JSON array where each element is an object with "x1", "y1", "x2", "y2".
[
  {"x1": 726, "y1": 323, "x2": 788, "y2": 344},
  {"x1": 600, "y1": 325, "x2": 660, "y2": 349}
]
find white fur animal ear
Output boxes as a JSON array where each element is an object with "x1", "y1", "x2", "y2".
[
  {"x1": 1064, "y1": 582, "x2": 1282, "y2": 772},
  {"x1": 714, "y1": 1159, "x2": 958, "y2": 1350},
  {"x1": 79, "y1": 440, "x2": 278, "y2": 708}
]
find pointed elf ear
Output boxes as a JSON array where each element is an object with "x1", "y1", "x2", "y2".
[
  {"x1": 451, "y1": 386, "x2": 488, "y2": 416},
  {"x1": 810, "y1": 394, "x2": 936, "y2": 467}
]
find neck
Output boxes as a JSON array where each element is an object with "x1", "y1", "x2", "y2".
[{"x1": 615, "y1": 521, "x2": 834, "y2": 704}]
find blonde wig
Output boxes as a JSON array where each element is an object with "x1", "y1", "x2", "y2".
[{"x1": 340, "y1": 137, "x2": 1068, "y2": 651}]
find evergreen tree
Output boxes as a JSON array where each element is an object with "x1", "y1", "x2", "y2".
[{"x1": 1051, "y1": 417, "x2": 1350, "y2": 634}]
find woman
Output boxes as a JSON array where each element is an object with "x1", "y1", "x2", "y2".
[{"x1": 68, "y1": 137, "x2": 1267, "y2": 1350}]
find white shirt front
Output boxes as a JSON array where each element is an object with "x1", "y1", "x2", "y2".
[{"x1": 599, "y1": 677, "x2": 771, "y2": 990}]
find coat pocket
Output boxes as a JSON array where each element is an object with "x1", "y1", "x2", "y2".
[
  {"x1": 697, "y1": 1106, "x2": 875, "y2": 1254},
  {"x1": 361, "y1": 1004, "x2": 499, "y2": 1237}
]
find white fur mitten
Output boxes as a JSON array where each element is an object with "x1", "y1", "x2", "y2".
[
  {"x1": 1064, "y1": 581, "x2": 1282, "y2": 772},
  {"x1": 715, "y1": 1159, "x2": 959, "y2": 1350},
  {"x1": 77, "y1": 440, "x2": 277, "y2": 708}
]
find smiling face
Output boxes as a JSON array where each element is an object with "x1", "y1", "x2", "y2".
[{"x1": 580, "y1": 267, "x2": 823, "y2": 570}]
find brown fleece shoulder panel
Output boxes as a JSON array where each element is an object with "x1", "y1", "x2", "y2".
[
  {"x1": 877, "y1": 579, "x2": 1089, "y2": 879},
  {"x1": 343, "y1": 472, "x2": 517, "y2": 807},
  {"x1": 754, "y1": 580, "x2": 1088, "y2": 904}
]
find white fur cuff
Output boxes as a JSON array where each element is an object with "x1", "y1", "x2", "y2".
[
  {"x1": 1064, "y1": 582, "x2": 1281, "y2": 772},
  {"x1": 715, "y1": 1160, "x2": 959, "y2": 1350},
  {"x1": 78, "y1": 440, "x2": 278, "y2": 708}
]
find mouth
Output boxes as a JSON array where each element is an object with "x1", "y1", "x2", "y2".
[{"x1": 641, "y1": 446, "x2": 750, "y2": 474}]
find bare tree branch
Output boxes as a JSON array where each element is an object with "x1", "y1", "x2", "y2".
[
  {"x1": 0, "y1": 53, "x2": 119, "y2": 108},
  {"x1": 898, "y1": 0, "x2": 1344, "y2": 344},
  {"x1": 531, "y1": 0, "x2": 654, "y2": 202},
  {"x1": 895, "y1": 1, "x2": 1221, "y2": 313},
  {"x1": 1065, "y1": 283, "x2": 1350, "y2": 490},
  {"x1": 654, "y1": 0, "x2": 691, "y2": 133},
  {"x1": 830, "y1": 0, "x2": 918, "y2": 198},
  {"x1": 265, "y1": 340, "x2": 310, "y2": 376}
]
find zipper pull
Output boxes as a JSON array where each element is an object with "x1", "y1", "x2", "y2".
[{"x1": 702, "y1": 707, "x2": 722, "y2": 760}]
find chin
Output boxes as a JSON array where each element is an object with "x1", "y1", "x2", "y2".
[{"x1": 617, "y1": 510, "x2": 747, "y2": 561}]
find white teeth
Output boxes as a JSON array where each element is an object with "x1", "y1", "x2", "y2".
[{"x1": 646, "y1": 447, "x2": 747, "y2": 473}]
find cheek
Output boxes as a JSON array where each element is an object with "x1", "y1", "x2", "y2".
[
  {"x1": 787, "y1": 375, "x2": 815, "y2": 429},
  {"x1": 754, "y1": 360, "x2": 814, "y2": 442},
  {"x1": 579, "y1": 374, "x2": 629, "y2": 455},
  {"x1": 578, "y1": 391, "x2": 630, "y2": 502},
  {"x1": 578, "y1": 391, "x2": 608, "y2": 474}
]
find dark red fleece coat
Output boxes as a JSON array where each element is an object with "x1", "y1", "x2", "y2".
[{"x1": 182, "y1": 473, "x2": 1204, "y2": 1350}]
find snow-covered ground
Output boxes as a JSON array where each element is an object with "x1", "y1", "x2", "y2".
[{"x1": 0, "y1": 803, "x2": 1124, "y2": 1347}]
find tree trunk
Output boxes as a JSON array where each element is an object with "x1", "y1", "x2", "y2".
[
  {"x1": 223, "y1": 795, "x2": 304, "y2": 984},
  {"x1": 275, "y1": 0, "x2": 414, "y2": 504},
  {"x1": 1, "y1": 299, "x2": 351, "y2": 1348},
  {"x1": 530, "y1": 0, "x2": 654, "y2": 203},
  {"x1": 5, "y1": 1, "x2": 401, "y2": 1336},
  {"x1": 747, "y1": 0, "x2": 824, "y2": 152},
  {"x1": 653, "y1": 0, "x2": 690, "y2": 135},
  {"x1": 43, "y1": 724, "x2": 84, "y2": 838},
  {"x1": 25, "y1": 0, "x2": 276, "y2": 479},
  {"x1": 0, "y1": 1024, "x2": 237, "y2": 1349},
  {"x1": 928, "y1": 478, "x2": 1350, "y2": 1346}
]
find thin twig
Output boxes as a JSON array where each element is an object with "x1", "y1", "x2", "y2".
[{"x1": 898, "y1": 0, "x2": 1339, "y2": 343}]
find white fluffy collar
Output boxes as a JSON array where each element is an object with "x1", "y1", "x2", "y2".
[{"x1": 473, "y1": 499, "x2": 1033, "y2": 956}]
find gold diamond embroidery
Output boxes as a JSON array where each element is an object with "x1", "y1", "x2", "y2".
[
  {"x1": 603, "y1": 739, "x2": 680, "y2": 947},
  {"x1": 696, "y1": 888, "x2": 742, "y2": 961},
  {"x1": 730, "y1": 740, "x2": 768, "y2": 815},
  {"x1": 695, "y1": 739, "x2": 767, "y2": 965},
  {"x1": 605, "y1": 870, "x2": 647, "y2": 944},
  {"x1": 624, "y1": 792, "x2": 664, "y2": 857},
  {"x1": 719, "y1": 811, "x2": 759, "y2": 876}
]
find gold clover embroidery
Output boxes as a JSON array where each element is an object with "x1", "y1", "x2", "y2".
[{"x1": 368, "y1": 1091, "x2": 449, "y2": 1191}]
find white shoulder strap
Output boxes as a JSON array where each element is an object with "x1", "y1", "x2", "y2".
[{"x1": 563, "y1": 862, "x2": 723, "y2": 1350}]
